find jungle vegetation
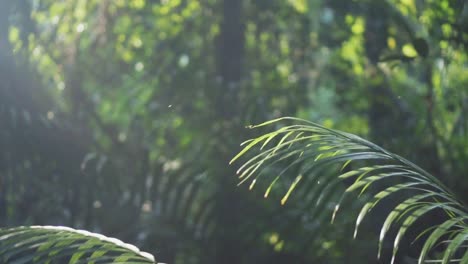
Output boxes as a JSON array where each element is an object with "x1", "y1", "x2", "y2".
[{"x1": 1, "y1": 0, "x2": 468, "y2": 263}]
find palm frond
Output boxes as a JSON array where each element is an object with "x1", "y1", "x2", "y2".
[
  {"x1": 0, "y1": 226, "x2": 157, "y2": 264},
  {"x1": 231, "y1": 117, "x2": 468, "y2": 264}
]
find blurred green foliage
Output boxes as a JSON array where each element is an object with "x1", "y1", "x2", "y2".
[{"x1": 1, "y1": 0, "x2": 467, "y2": 263}]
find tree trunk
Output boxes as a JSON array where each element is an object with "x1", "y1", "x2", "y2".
[{"x1": 214, "y1": 0, "x2": 245, "y2": 263}]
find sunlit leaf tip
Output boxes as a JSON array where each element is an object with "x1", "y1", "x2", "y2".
[
  {"x1": 249, "y1": 179, "x2": 257, "y2": 190},
  {"x1": 280, "y1": 175, "x2": 302, "y2": 205}
]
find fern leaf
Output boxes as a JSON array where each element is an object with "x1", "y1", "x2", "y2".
[
  {"x1": 0, "y1": 226, "x2": 157, "y2": 264},
  {"x1": 232, "y1": 117, "x2": 468, "y2": 263}
]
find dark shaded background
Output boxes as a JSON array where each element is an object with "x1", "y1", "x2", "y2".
[{"x1": 1, "y1": 0, "x2": 468, "y2": 263}]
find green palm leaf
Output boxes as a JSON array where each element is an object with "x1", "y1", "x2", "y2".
[
  {"x1": 0, "y1": 226, "x2": 157, "y2": 264},
  {"x1": 231, "y1": 117, "x2": 468, "y2": 264}
]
